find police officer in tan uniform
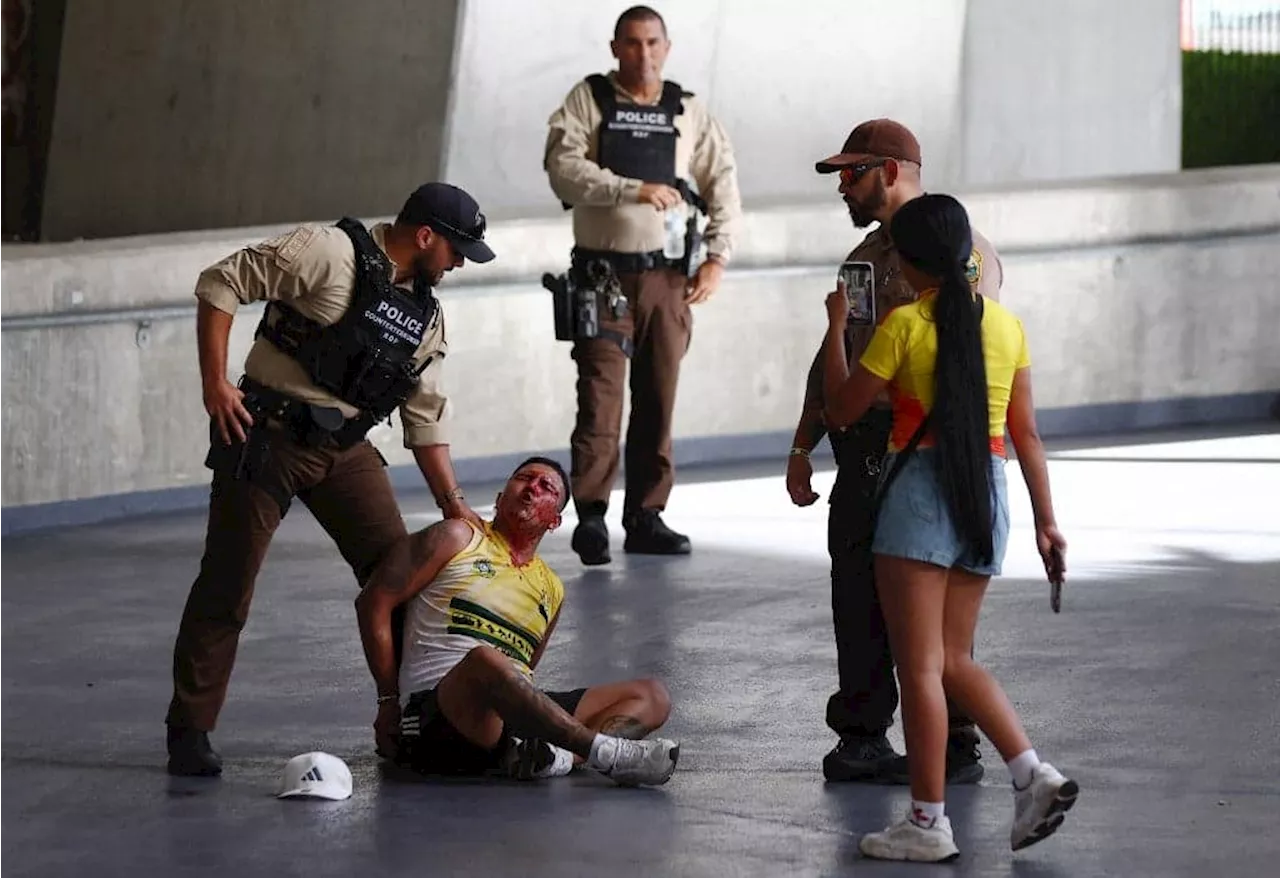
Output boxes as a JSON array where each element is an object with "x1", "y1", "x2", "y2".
[
  {"x1": 544, "y1": 5, "x2": 742, "y2": 565},
  {"x1": 785, "y1": 120, "x2": 1003, "y2": 785},
  {"x1": 166, "y1": 182, "x2": 494, "y2": 776}
]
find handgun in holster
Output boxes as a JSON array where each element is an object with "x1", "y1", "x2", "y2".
[
  {"x1": 672, "y1": 180, "x2": 709, "y2": 279},
  {"x1": 541, "y1": 257, "x2": 633, "y2": 356},
  {"x1": 203, "y1": 389, "x2": 270, "y2": 481}
]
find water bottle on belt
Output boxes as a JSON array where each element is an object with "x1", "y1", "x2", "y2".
[{"x1": 662, "y1": 204, "x2": 686, "y2": 261}]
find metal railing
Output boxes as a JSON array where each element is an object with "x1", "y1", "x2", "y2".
[
  {"x1": 1181, "y1": 2, "x2": 1280, "y2": 168},
  {"x1": 1182, "y1": 2, "x2": 1280, "y2": 53}
]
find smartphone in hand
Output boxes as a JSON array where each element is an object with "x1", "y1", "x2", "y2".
[
  {"x1": 1048, "y1": 546, "x2": 1065, "y2": 613},
  {"x1": 837, "y1": 261, "x2": 876, "y2": 326}
]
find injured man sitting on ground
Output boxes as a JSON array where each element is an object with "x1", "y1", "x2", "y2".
[{"x1": 355, "y1": 456, "x2": 679, "y2": 786}]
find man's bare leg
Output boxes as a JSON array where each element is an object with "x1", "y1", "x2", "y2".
[
  {"x1": 574, "y1": 678, "x2": 672, "y2": 738},
  {"x1": 555, "y1": 678, "x2": 673, "y2": 763},
  {"x1": 435, "y1": 645, "x2": 596, "y2": 756},
  {"x1": 434, "y1": 646, "x2": 679, "y2": 785}
]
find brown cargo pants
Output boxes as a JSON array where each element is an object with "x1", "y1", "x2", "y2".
[
  {"x1": 570, "y1": 267, "x2": 691, "y2": 515},
  {"x1": 166, "y1": 424, "x2": 407, "y2": 731}
]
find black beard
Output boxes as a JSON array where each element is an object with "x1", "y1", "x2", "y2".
[
  {"x1": 845, "y1": 198, "x2": 875, "y2": 229},
  {"x1": 413, "y1": 267, "x2": 439, "y2": 298}
]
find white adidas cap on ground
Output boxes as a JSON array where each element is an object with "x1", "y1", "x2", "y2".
[{"x1": 277, "y1": 751, "x2": 353, "y2": 801}]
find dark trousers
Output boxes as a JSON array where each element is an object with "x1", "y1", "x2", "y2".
[
  {"x1": 166, "y1": 425, "x2": 407, "y2": 731},
  {"x1": 570, "y1": 267, "x2": 691, "y2": 515},
  {"x1": 825, "y1": 409, "x2": 976, "y2": 740}
]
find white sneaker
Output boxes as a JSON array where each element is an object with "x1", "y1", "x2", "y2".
[
  {"x1": 1012, "y1": 762, "x2": 1080, "y2": 850},
  {"x1": 503, "y1": 738, "x2": 576, "y2": 780},
  {"x1": 594, "y1": 737, "x2": 680, "y2": 786},
  {"x1": 859, "y1": 815, "x2": 960, "y2": 863}
]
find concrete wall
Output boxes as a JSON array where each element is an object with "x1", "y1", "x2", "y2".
[
  {"x1": 442, "y1": 0, "x2": 1185, "y2": 212},
  {"x1": 4, "y1": 165, "x2": 1278, "y2": 526},
  {"x1": 443, "y1": 0, "x2": 968, "y2": 217},
  {"x1": 39, "y1": 0, "x2": 459, "y2": 240},
  {"x1": 27, "y1": 0, "x2": 1182, "y2": 240},
  {"x1": 961, "y1": 0, "x2": 1183, "y2": 187}
]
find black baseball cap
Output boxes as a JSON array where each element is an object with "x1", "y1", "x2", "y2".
[{"x1": 396, "y1": 182, "x2": 495, "y2": 264}]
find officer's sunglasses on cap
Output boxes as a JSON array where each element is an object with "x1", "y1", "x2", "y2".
[
  {"x1": 428, "y1": 212, "x2": 487, "y2": 243},
  {"x1": 839, "y1": 160, "x2": 887, "y2": 186}
]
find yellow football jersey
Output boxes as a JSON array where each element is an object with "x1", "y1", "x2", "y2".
[{"x1": 398, "y1": 521, "x2": 565, "y2": 697}]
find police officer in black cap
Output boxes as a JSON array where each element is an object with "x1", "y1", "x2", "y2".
[{"x1": 165, "y1": 182, "x2": 493, "y2": 776}]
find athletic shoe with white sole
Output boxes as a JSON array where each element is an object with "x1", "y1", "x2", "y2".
[
  {"x1": 1012, "y1": 762, "x2": 1080, "y2": 851},
  {"x1": 859, "y1": 815, "x2": 961, "y2": 863},
  {"x1": 503, "y1": 737, "x2": 575, "y2": 781},
  {"x1": 594, "y1": 736, "x2": 680, "y2": 786}
]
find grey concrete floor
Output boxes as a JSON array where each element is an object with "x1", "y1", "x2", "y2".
[{"x1": 3, "y1": 427, "x2": 1279, "y2": 877}]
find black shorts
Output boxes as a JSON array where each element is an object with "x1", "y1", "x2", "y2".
[{"x1": 396, "y1": 686, "x2": 588, "y2": 776}]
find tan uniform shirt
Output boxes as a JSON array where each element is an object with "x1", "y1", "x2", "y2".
[
  {"x1": 194, "y1": 222, "x2": 450, "y2": 448},
  {"x1": 544, "y1": 72, "x2": 743, "y2": 261},
  {"x1": 804, "y1": 225, "x2": 1004, "y2": 413}
]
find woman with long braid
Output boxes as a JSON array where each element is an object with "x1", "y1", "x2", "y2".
[{"x1": 822, "y1": 193, "x2": 1077, "y2": 863}]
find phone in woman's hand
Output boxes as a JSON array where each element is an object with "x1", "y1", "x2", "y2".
[
  {"x1": 837, "y1": 261, "x2": 876, "y2": 326},
  {"x1": 1048, "y1": 546, "x2": 1065, "y2": 613}
]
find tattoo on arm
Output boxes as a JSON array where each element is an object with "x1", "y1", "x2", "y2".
[
  {"x1": 403, "y1": 525, "x2": 449, "y2": 587},
  {"x1": 365, "y1": 522, "x2": 459, "y2": 600},
  {"x1": 598, "y1": 715, "x2": 650, "y2": 740},
  {"x1": 483, "y1": 659, "x2": 596, "y2": 757}
]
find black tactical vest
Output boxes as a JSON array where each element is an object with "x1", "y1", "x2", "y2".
[
  {"x1": 586, "y1": 73, "x2": 687, "y2": 183},
  {"x1": 254, "y1": 217, "x2": 439, "y2": 423}
]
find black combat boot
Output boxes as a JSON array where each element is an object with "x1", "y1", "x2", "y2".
[
  {"x1": 945, "y1": 725, "x2": 985, "y2": 784},
  {"x1": 622, "y1": 509, "x2": 691, "y2": 555},
  {"x1": 823, "y1": 735, "x2": 904, "y2": 783},
  {"x1": 166, "y1": 726, "x2": 223, "y2": 777},
  {"x1": 571, "y1": 503, "x2": 611, "y2": 565}
]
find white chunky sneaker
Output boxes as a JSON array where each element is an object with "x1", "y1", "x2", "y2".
[
  {"x1": 1012, "y1": 762, "x2": 1080, "y2": 850},
  {"x1": 503, "y1": 738, "x2": 576, "y2": 781},
  {"x1": 595, "y1": 737, "x2": 680, "y2": 786},
  {"x1": 859, "y1": 815, "x2": 961, "y2": 863}
]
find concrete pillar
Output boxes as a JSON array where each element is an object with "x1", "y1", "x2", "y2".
[
  {"x1": 960, "y1": 0, "x2": 1182, "y2": 186},
  {"x1": 441, "y1": 0, "x2": 969, "y2": 217},
  {"x1": 21, "y1": 0, "x2": 1185, "y2": 240},
  {"x1": 38, "y1": 0, "x2": 461, "y2": 241}
]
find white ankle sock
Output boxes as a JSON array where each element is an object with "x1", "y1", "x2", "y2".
[
  {"x1": 587, "y1": 734, "x2": 616, "y2": 770},
  {"x1": 1007, "y1": 748, "x2": 1040, "y2": 789},
  {"x1": 909, "y1": 800, "x2": 945, "y2": 828}
]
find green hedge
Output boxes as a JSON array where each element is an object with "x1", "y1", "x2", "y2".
[{"x1": 1182, "y1": 50, "x2": 1280, "y2": 168}]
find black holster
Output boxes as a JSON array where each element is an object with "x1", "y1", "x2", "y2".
[
  {"x1": 827, "y1": 408, "x2": 893, "y2": 512},
  {"x1": 203, "y1": 408, "x2": 293, "y2": 516},
  {"x1": 236, "y1": 377, "x2": 362, "y2": 450},
  {"x1": 201, "y1": 379, "x2": 360, "y2": 516},
  {"x1": 542, "y1": 256, "x2": 634, "y2": 356}
]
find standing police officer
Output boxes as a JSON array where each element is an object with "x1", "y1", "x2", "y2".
[
  {"x1": 165, "y1": 183, "x2": 494, "y2": 777},
  {"x1": 544, "y1": 5, "x2": 742, "y2": 565},
  {"x1": 786, "y1": 121, "x2": 1003, "y2": 785}
]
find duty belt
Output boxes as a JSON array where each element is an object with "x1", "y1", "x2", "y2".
[
  {"x1": 829, "y1": 406, "x2": 894, "y2": 476},
  {"x1": 572, "y1": 247, "x2": 674, "y2": 274},
  {"x1": 238, "y1": 376, "x2": 369, "y2": 450}
]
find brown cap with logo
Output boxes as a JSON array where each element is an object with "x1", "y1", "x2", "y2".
[{"x1": 814, "y1": 119, "x2": 922, "y2": 173}]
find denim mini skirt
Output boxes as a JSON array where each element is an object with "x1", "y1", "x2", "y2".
[{"x1": 872, "y1": 448, "x2": 1010, "y2": 576}]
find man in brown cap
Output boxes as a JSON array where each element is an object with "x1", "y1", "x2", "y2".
[{"x1": 786, "y1": 119, "x2": 1004, "y2": 784}]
